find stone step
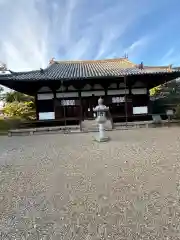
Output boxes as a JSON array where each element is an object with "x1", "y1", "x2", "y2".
[{"x1": 8, "y1": 125, "x2": 80, "y2": 136}]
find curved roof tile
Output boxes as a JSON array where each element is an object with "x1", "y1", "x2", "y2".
[{"x1": 0, "y1": 58, "x2": 180, "y2": 81}]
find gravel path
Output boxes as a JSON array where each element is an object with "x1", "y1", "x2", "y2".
[{"x1": 0, "y1": 128, "x2": 180, "y2": 239}]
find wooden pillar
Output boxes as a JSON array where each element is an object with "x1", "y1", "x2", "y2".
[
  {"x1": 124, "y1": 76, "x2": 128, "y2": 124},
  {"x1": 35, "y1": 93, "x2": 39, "y2": 120},
  {"x1": 117, "y1": 81, "x2": 120, "y2": 89},
  {"x1": 79, "y1": 91, "x2": 83, "y2": 130},
  {"x1": 129, "y1": 80, "x2": 132, "y2": 95},
  {"x1": 147, "y1": 86, "x2": 151, "y2": 115},
  {"x1": 53, "y1": 90, "x2": 56, "y2": 120},
  {"x1": 78, "y1": 91, "x2": 83, "y2": 118},
  {"x1": 77, "y1": 81, "x2": 85, "y2": 123},
  {"x1": 101, "y1": 82, "x2": 108, "y2": 105}
]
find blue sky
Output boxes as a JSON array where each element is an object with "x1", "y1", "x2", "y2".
[{"x1": 0, "y1": 0, "x2": 180, "y2": 71}]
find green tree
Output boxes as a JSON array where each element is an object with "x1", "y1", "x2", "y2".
[
  {"x1": 0, "y1": 86, "x2": 3, "y2": 98},
  {"x1": 150, "y1": 86, "x2": 162, "y2": 97},
  {"x1": 0, "y1": 86, "x2": 4, "y2": 103},
  {"x1": 3, "y1": 91, "x2": 34, "y2": 103},
  {"x1": 151, "y1": 80, "x2": 180, "y2": 114},
  {"x1": 1, "y1": 91, "x2": 35, "y2": 120}
]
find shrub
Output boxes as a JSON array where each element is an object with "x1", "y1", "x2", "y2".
[
  {"x1": 175, "y1": 104, "x2": 180, "y2": 119},
  {"x1": 2, "y1": 101, "x2": 35, "y2": 120},
  {"x1": 0, "y1": 117, "x2": 22, "y2": 132},
  {"x1": 0, "y1": 118, "x2": 10, "y2": 131}
]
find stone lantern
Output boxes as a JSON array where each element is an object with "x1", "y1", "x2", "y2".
[
  {"x1": 166, "y1": 109, "x2": 174, "y2": 125},
  {"x1": 93, "y1": 97, "x2": 110, "y2": 142}
]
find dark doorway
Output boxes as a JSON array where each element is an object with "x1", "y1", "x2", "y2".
[
  {"x1": 55, "y1": 98, "x2": 81, "y2": 123},
  {"x1": 82, "y1": 95, "x2": 102, "y2": 119}
]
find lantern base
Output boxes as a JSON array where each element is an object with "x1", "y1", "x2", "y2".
[{"x1": 93, "y1": 136, "x2": 110, "y2": 142}]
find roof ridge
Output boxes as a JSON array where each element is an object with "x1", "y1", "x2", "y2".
[
  {"x1": 144, "y1": 65, "x2": 170, "y2": 69},
  {"x1": 55, "y1": 58, "x2": 135, "y2": 64}
]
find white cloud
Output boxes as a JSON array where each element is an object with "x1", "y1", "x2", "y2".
[
  {"x1": 92, "y1": 1, "x2": 153, "y2": 60},
  {"x1": 0, "y1": 0, "x2": 81, "y2": 71},
  {"x1": 159, "y1": 48, "x2": 180, "y2": 66},
  {"x1": 65, "y1": 37, "x2": 91, "y2": 60},
  {"x1": 0, "y1": 0, "x2": 153, "y2": 72},
  {"x1": 161, "y1": 48, "x2": 174, "y2": 61},
  {"x1": 124, "y1": 36, "x2": 151, "y2": 60}
]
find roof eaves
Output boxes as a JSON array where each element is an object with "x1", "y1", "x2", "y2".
[{"x1": 0, "y1": 67, "x2": 180, "y2": 82}]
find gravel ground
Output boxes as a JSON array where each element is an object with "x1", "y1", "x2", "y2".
[{"x1": 0, "y1": 128, "x2": 180, "y2": 239}]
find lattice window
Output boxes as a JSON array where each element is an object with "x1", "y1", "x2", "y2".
[
  {"x1": 61, "y1": 99, "x2": 75, "y2": 106},
  {"x1": 112, "y1": 97, "x2": 125, "y2": 103}
]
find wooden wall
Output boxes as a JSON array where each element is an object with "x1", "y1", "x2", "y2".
[{"x1": 35, "y1": 78, "x2": 150, "y2": 122}]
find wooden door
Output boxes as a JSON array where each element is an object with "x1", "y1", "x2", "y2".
[
  {"x1": 82, "y1": 97, "x2": 93, "y2": 119},
  {"x1": 109, "y1": 104, "x2": 125, "y2": 117},
  {"x1": 55, "y1": 99, "x2": 65, "y2": 119},
  {"x1": 82, "y1": 96, "x2": 101, "y2": 119},
  {"x1": 126, "y1": 96, "x2": 133, "y2": 117},
  {"x1": 55, "y1": 98, "x2": 80, "y2": 120},
  {"x1": 106, "y1": 96, "x2": 125, "y2": 117},
  {"x1": 65, "y1": 105, "x2": 80, "y2": 119}
]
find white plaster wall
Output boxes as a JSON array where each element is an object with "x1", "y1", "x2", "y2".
[
  {"x1": 56, "y1": 92, "x2": 79, "y2": 98},
  {"x1": 131, "y1": 88, "x2": 147, "y2": 95},
  {"x1": 38, "y1": 112, "x2": 55, "y2": 120},
  {"x1": 133, "y1": 106, "x2": 148, "y2": 114},
  {"x1": 37, "y1": 93, "x2": 54, "y2": 100},
  {"x1": 81, "y1": 91, "x2": 105, "y2": 97},
  {"x1": 107, "y1": 89, "x2": 129, "y2": 95}
]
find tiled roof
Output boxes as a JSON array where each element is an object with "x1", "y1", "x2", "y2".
[{"x1": 0, "y1": 58, "x2": 180, "y2": 81}]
